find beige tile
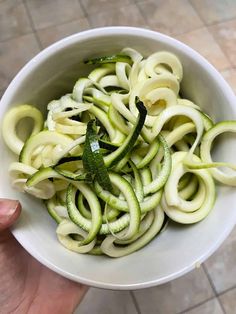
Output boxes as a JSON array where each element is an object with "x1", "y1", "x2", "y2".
[
  {"x1": 219, "y1": 287, "x2": 236, "y2": 314},
  {"x1": 190, "y1": 0, "x2": 236, "y2": 25},
  {"x1": 26, "y1": 0, "x2": 84, "y2": 30},
  {"x1": 80, "y1": 0, "x2": 135, "y2": 15},
  {"x1": 175, "y1": 27, "x2": 230, "y2": 71},
  {"x1": 221, "y1": 68, "x2": 236, "y2": 95},
  {"x1": 183, "y1": 298, "x2": 224, "y2": 314},
  {"x1": 37, "y1": 18, "x2": 90, "y2": 48},
  {"x1": 210, "y1": 19, "x2": 236, "y2": 67},
  {"x1": 138, "y1": 0, "x2": 203, "y2": 36},
  {"x1": 204, "y1": 226, "x2": 236, "y2": 293},
  {"x1": 0, "y1": 33, "x2": 40, "y2": 90},
  {"x1": 88, "y1": 4, "x2": 146, "y2": 28},
  {"x1": 0, "y1": 0, "x2": 32, "y2": 41},
  {"x1": 74, "y1": 288, "x2": 138, "y2": 314},
  {"x1": 133, "y1": 268, "x2": 214, "y2": 314}
]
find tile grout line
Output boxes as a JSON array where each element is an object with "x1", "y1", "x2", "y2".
[
  {"x1": 208, "y1": 15, "x2": 236, "y2": 27},
  {"x1": 217, "y1": 285, "x2": 236, "y2": 298},
  {"x1": 206, "y1": 25, "x2": 234, "y2": 68},
  {"x1": 137, "y1": 0, "x2": 235, "y2": 30},
  {"x1": 220, "y1": 66, "x2": 236, "y2": 73},
  {"x1": 77, "y1": 0, "x2": 94, "y2": 29},
  {"x1": 202, "y1": 264, "x2": 226, "y2": 314},
  {"x1": 0, "y1": 16, "x2": 92, "y2": 46},
  {"x1": 177, "y1": 296, "x2": 216, "y2": 314},
  {"x1": 0, "y1": 32, "x2": 35, "y2": 44},
  {"x1": 217, "y1": 298, "x2": 226, "y2": 314},
  {"x1": 130, "y1": 291, "x2": 142, "y2": 314},
  {"x1": 21, "y1": 0, "x2": 91, "y2": 36},
  {"x1": 21, "y1": 1, "x2": 92, "y2": 47},
  {"x1": 2, "y1": 4, "x2": 229, "y2": 45},
  {"x1": 134, "y1": 4, "x2": 212, "y2": 39},
  {"x1": 188, "y1": 0, "x2": 207, "y2": 26},
  {"x1": 24, "y1": 17, "x2": 90, "y2": 37},
  {"x1": 136, "y1": 1, "x2": 208, "y2": 35},
  {"x1": 188, "y1": 0, "x2": 233, "y2": 69},
  {"x1": 22, "y1": 0, "x2": 43, "y2": 50},
  {"x1": 187, "y1": 0, "x2": 207, "y2": 29},
  {"x1": 135, "y1": 1, "x2": 149, "y2": 26},
  {"x1": 81, "y1": 1, "x2": 148, "y2": 27},
  {"x1": 189, "y1": 0, "x2": 236, "y2": 28},
  {"x1": 77, "y1": 0, "x2": 88, "y2": 18},
  {"x1": 173, "y1": 24, "x2": 229, "y2": 39},
  {"x1": 202, "y1": 264, "x2": 218, "y2": 295},
  {"x1": 175, "y1": 25, "x2": 206, "y2": 36}
]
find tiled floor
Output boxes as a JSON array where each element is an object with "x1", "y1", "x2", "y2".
[{"x1": 1, "y1": 0, "x2": 236, "y2": 313}]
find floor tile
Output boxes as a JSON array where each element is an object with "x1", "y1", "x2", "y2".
[
  {"x1": 219, "y1": 287, "x2": 236, "y2": 314},
  {"x1": 190, "y1": 0, "x2": 236, "y2": 25},
  {"x1": 88, "y1": 4, "x2": 146, "y2": 28},
  {"x1": 0, "y1": 0, "x2": 32, "y2": 41},
  {"x1": 74, "y1": 288, "x2": 138, "y2": 314},
  {"x1": 204, "y1": 226, "x2": 236, "y2": 294},
  {"x1": 37, "y1": 18, "x2": 90, "y2": 48},
  {"x1": 138, "y1": 0, "x2": 203, "y2": 36},
  {"x1": 175, "y1": 27, "x2": 230, "y2": 71},
  {"x1": 221, "y1": 68, "x2": 236, "y2": 94},
  {"x1": 133, "y1": 268, "x2": 214, "y2": 314},
  {"x1": 0, "y1": 33, "x2": 40, "y2": 90},
  {"x1": 183, "y1": 298, "x2": 224, "y2": 314},
  {"x1": 80, "y1": 0, "x2": 135, "y2": 15},
  {"x1": 25, "y1": 0, "x2": 84, "y2": 30},
  {"x1": 209, "y1": 19, "x2": 236, "y2": 67}
]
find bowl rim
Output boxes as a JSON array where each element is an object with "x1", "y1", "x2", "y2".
[{"x1": 2, "y1": 26, "x2": 236, "y2": 289}]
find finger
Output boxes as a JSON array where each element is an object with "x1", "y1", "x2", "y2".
[{"x1": 0, "y1": 199, "x2": 21, "y2": 231}]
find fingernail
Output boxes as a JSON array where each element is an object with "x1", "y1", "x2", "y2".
[{"x1": 0, "y1": 199, "x2": 21, "y2": 230}]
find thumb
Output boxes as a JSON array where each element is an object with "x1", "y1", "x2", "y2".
[{"x1": 0, "y1": 199, "x2": 21, "y2": 232}]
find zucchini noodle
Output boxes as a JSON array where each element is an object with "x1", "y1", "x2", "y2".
[{"x1": 2, "y1": 48, "x2": 236, "y2": 257}]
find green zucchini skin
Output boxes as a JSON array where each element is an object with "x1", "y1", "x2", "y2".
[
  {"x1": 66, "y1": 183, "x2": 102, "y2": 245},
  {"x1": 104, "y1": 101, "x2": 147, "y2": 168},
  {"x1": 82, "y1": 119, "x2": 113, "y2": 192},
  {"x1": 26, "y1": 167, "x2": 63, "y2": 187},
  {"x1": 84, "y1": 54, "x2": 132, "y2": 65}
]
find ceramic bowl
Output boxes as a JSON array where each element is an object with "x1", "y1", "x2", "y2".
[{"x1": 1, "y1": 27, "x2": 236, "y2": 290}]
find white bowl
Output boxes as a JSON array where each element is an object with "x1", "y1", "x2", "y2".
[{"x1": 1, "y1": 27, "x2": 236, "y2": 290}]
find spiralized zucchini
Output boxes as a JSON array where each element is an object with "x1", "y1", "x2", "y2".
[{"x1": 2, "y1": 48, "x2": 236, "y2": 258}]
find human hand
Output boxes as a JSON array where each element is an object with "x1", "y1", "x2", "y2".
[{"x1": 0, "y1": 199, "x2": 88, "y2": 314}]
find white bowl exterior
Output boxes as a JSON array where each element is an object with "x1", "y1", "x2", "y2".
[{"x1": 1, "y1": 27, "x2": 236, "y2": 289}]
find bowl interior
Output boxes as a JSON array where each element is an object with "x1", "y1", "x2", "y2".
[{"x1": 1, "y1": 27, "x2": 236, "y2": 289}]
